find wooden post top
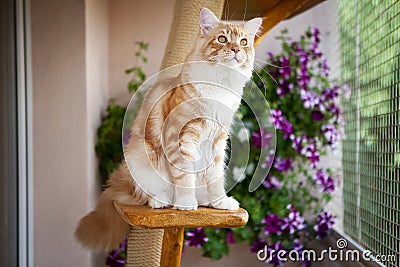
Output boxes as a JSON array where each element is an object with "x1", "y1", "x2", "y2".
[{"x1": 114, "y1": 202, "x2": 249, "y2": 229}]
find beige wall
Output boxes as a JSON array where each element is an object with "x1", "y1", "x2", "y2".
[
  {"x1": 31, "y1": 0, "x2": 90, "y2": 266},
  {"x1": 108, "y1": 0, "x2": 175, "y2": 105},
  {"x1": 31, "y1": 0, "x2": 108, "y2": 266}
]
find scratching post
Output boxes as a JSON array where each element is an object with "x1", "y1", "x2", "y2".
[{"x1": 126, "y1": 227, "x2": 164, "y2": 267}]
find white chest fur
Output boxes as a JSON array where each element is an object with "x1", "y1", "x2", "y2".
[{"x1": 186, "y1": 62, "x2": 249, "y2": 111}]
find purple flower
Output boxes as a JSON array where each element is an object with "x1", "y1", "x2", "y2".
[
  {"x1": 314, "y1": 211, "x2": 335, "y2": 239},
  {"x1": 280, "y1": 119, "x2": 294, "y2": 139},
  {"x1": 250, "y1": 238, "x2": 267, "y2": 253},
  {"x1": 186, "y1": 228, "x2": 209, "y2": 248},
  {"x1": 277, "y1": 79, "x2": 294, "y2": 96},
  {"x1": 329, "y1": 104, "x2": 340, "y2": 118},
  {"x1": 105, "y1": 239, "x2": 128, "y2": 267},
  {"x1": 271, "y1": 109, "x2": 284, "y2": 128},
  {"x1": 267, "y1": 52, "x2": 276, "y2": 64},
  {"x1": 322, "y1": 86, "x2": 340, "y2": 101},
  {"x1": 300, "y1": 90, "x2": 317, "y2": 109},
  {"x1": 262, "y1": 214, "x2": 283, "y2": 235},
  {"x1": 266, "y1": 241, "x2": 287, "y2": 266},
  {"x1": 322, "y1": 59, "x2": 330, "y2": 76},
  {"x1": 274, "y1": 157, "x2": 293, "y2": 172},
  {"x1": 281, "y1": 204, "x2": 305, "y2": 234},
  {"x1": 290, "y1": 134, "x2": 304, "y2": 153},
  {"x1": 298, "y1": 69, "x2": 310, "y2": 89},
  {"x1": 311, "y1": 27, "x2": 320, "y2": 44},
  {"x1": 301, "y1": 143, "x2": 320, "y2": 168},
  {"x1": 321, "y1": 124, "x2": 338, "y2": 146},
  {"x1": 309, "y1": 44, "x2": 322, "y2": 58},
  {"x1": 292, "y1": 239, "x2": 304, "y2": 252},
  {"x1": 251, "y1": 128, "x2": 273, "y2": 148},
  {"x1": 297, "y1": 49, "x2": 309, "y2": 65},
  {"x1": 311, "y1": 110, "x2": 325, "y2": 121},
  {"x1": 271, "y1": 110, "x2": 293, "y2": 139},
  {"x1": 278, "y1": 57, "x2": 291, "y2": 78},
  {"x1": 120, "y1": 239, "x2": 127, "y2": 250},
  {"x1": 106, "y1": 250, "x2": 126, "y2": 267},
  {"x1": 314, "y1": 169, "x2": 335, "y2": 193},
  {"x1": 226, "y1": 231, "x2": 236, "y2": 244},
  {"x1": 263, "y1": 175, "x2": 283, "y2": 189}
]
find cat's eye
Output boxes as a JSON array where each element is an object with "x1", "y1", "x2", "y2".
[
  {"x1": 217, "y1": 35, "x2": 227, "y2": 43},
  {"x1": 240, "y1": 38, "x2": 248, "y2": 46}
]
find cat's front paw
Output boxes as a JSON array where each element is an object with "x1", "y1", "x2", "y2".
[
  {"x1": 148, "y1": 195, "x2": 170, "y2": 209},
  {"x1": 211, "y1": 196, "x2": 239, "y2": 210},
  {"x1": 173, "y1": 196, "x2": 198, "y2": 210}
]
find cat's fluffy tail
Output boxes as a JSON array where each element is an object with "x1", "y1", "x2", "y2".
[{"x1": 75, "y1": 160, "x2": 147, "y2": 251}]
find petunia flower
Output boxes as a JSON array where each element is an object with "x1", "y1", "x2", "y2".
[
  {"x1": 266, "y1": 241, "x2": 287, "y2": 266},
  {"x1": 250, "y1": 239, "x2": 267, "y2": 253},
  {"x1": 274, "y1": 157, "x2": 293, "y2": 172},
  {"x1": 105, "y1": 250, "x2": 126, "y2": 267},
  {"x1": 314, "y1": 169, "x2": 335, "y2": 193},
  {"x1": 321, "y1": 124, "x2": 338, "y2": 146},
  {"x1": 226, "y1": 231, "x2": 236, "y2": 244},
  {"x1": 314, "y1": 211, "x2": 335, "y2": 239},
  {"x1": 263, "y1": 175, "x2": 283, "y2": 190},
  {"x1": 281, "y1": 204, "x2": 305, "y2": 234},
  {"x1": 186, "y1": 228, "x2": 209, "y2": 248},
  {"x1": 301, "y1": 143, "x2": 320, "y2": 168},
  {"x1": 278, "y1": 56, "x2": 292, "y2": 78},
  {"x1": 262, "y1": 214, "x2": 283, "y2": 235}
]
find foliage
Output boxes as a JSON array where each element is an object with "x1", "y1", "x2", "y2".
[
  {"x1": 125, "y1": 41, "x2": 149, "y2": 93},
  {"x1": 184, "y1": 27, "x2": 349, "y2": 266},
  {"x1": 95, "y1": 100, "x2": 125, "y2": 185}
]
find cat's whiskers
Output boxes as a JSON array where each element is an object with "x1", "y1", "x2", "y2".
[
  {"x1": 253, "y1": 61, "x2": 279, "y2": 87},
  {"x1": 254, "y1": 58, "x2": 295, "y2": 74},
  {"x1": 224, "y1": 0, "x2": 230, "y2": 21},
  {"x1": 242, "y1": 0, "x2": 248, "y2": 23}
]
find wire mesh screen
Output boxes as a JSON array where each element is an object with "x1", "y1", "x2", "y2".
[{"x1": 339, "y1": 0, "x2": 400, "y2": 266}]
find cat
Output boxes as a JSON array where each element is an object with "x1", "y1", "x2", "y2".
[{"x1": 75, "y1": 7, "x2": 262, "y2": 251}]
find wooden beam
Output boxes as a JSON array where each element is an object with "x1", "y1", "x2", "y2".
[
  {"x1": 254, "y1": 0, "x2": 311, "y2": 47},
  {"x1": 160, "y1": 227, "x2": 184, "y2": 267}
]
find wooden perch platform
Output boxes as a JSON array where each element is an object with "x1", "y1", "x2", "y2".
[{"x1": 114, "y1": 202, "x2": 249, "y2": 229}]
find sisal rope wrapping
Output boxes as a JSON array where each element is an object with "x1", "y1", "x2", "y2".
[
  {"x1": 126, "y1": 0, "x2": 225, "y2": 266},
  {"x1": 127, "y1": 227, "x2": 164, "y2": 267},
  {"x1": 160, "y1": 0, "x2": 226, "y2": 74}
]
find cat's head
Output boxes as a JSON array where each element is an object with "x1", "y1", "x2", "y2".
[{"x1": 197, "y1": 8, "x2": 262, "y2": 70}]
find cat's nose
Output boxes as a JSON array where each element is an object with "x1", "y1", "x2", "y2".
[{"x1": 231, "y1": 47, "x2": 240, "y2": 54}]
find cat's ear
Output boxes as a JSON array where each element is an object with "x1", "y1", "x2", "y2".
[
  {"x1": 244, "y1": 17, "x2": 263, "y2": 40},
  {"x1": 199, "y1": 8, "x2": 219, "y2": 35}
]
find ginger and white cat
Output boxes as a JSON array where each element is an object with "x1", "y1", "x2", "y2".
[{"x1": 76, "y1": 8, "x2": 262, "y2": 251}]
